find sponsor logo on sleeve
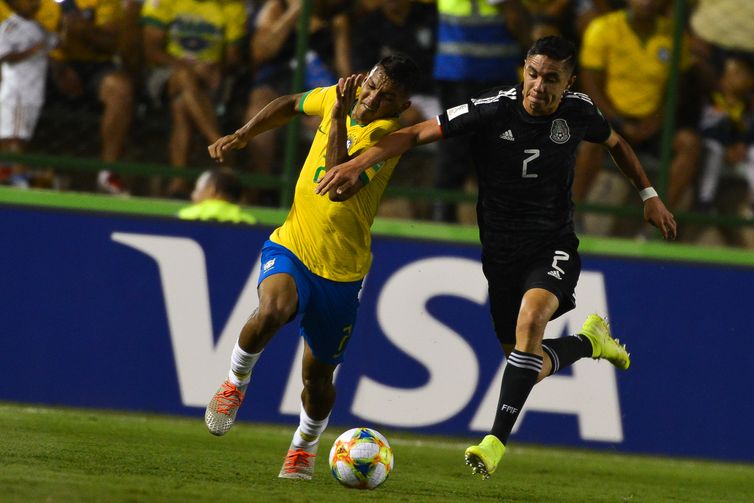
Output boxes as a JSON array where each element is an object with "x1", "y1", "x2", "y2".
[{"x1": 447, "y1": 104, "x2": 469, "y2": 121}]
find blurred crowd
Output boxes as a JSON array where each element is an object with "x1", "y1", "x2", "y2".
[{"x1": 0, "y1": 0, "x2": 753, "y2": 246}]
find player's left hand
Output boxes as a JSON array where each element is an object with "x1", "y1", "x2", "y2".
[
  {"x1": 332, "y1": 73, "x2": 363, "y2": 119},
  {"x1": 644, "y1": 197, "x2": 677, "y2": 240}
]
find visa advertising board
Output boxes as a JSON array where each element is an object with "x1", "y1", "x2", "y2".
[{"x1": 1, "y1": 205, "x2": 751, "y2": 462}]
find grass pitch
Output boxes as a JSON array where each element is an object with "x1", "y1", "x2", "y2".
[{"x1": 1, "y1": 403, "x2": 751, "y2": 502}]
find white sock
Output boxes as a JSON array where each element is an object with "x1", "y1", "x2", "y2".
[
  {"x1": 292, "y1": 405, "x2": 329, "y2": 448},
  {"x1": 227, "y1": 342, "x2": 261, "y2": 387}
]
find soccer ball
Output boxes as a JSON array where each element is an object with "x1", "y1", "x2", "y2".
[{"x1": 328, "y1": 427, "x2": 394, "y2": 489}]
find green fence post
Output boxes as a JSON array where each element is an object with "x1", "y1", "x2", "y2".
[
  {"x1": 657, "y1": 0, "x2": 686, "y2": 200},
  {"x1": 280, "y1": 0, "x2": 313, "y2": 208}
]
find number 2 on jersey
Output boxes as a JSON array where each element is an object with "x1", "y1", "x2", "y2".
[{"x1": 522, "y1": 149, "x2": 540, "y2": 178}]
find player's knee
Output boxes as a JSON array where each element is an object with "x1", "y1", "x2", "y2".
[
  {"x1": 515, "y1": 311, "x2": 548, "y2": 346},
  {"x1": 101, "y1": 73, "x2": 133, "y2": 104},
  {"x1": 517, "y1": 307, "x2": 549, "y2": 332},
  {"x1": 302, "y1": 374, "x2": 334, "y2": 397},
  {"x1": 170, "y1": 66, "x2": 201, "y2": 94},
  {"x1": 255, "y1": 301, "x2": 295, "y2": 332}
]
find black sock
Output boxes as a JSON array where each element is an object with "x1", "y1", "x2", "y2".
[
  {"x1": 541, "y1": 335, "x2": 593, "y2": 376},
  {"x1": 490, "y1": 350, "x2": 543, "y2": 445}
]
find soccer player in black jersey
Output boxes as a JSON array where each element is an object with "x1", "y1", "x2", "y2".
[{"x1": 315, "y1": 36, "x2": 677, "y2": 479}]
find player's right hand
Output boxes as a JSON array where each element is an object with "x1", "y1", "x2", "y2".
[{"x1": 208, "y1": 133, "x2": 247, "y2": 164}]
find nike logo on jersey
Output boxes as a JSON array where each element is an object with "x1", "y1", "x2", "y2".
[{"x1": 499, "y1": 129, "x2": 515, "y2": 141}]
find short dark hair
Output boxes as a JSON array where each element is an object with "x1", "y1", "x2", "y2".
[
  {"x1": 376, "y1": 53, "x2": 420, "y2": 95},
  {"x1": 526, "y1": 36, "x2": 577, "y2": 75},
  {"x1": 207, "y1": 168, "x2": 243, "y2": 203}
]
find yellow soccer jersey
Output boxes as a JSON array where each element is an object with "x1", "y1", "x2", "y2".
[
  {"x1": 580, "y1": 10, "x2": 691, "y2": 118},
  {"x1": 269, "y1": 85, "x2": 402, "y2": 282},
  {"x1": 141, "y1": 0, "x2": 246, "y2": 63}
]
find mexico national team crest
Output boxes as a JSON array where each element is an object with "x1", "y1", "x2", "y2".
[{"x1": 550, "y1": 119, "x2": 570, "y2": 144}]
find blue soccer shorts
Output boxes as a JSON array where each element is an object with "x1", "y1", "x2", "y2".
[{"x1": 258, "y1": 240, "x2": 363, "y2": 365}]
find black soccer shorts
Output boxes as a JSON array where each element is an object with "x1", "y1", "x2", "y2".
[{"x1": 484, "y1": 233, "x2": 581, "y2": 345}]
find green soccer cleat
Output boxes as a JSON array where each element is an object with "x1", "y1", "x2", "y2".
[
  {"x1": 580, "y1": 314, "x2": 631, "y2": 370},
  {"x1": 464, "y1": 435, "x2": 505, "y2": 479}
]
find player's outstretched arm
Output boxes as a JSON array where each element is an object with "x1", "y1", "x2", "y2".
[
  {"x1": 604, "y1": 130, "x2": 677, "y2": 240},
  {"x1": 208, "y1": 93, "x2": 302, "y2": 163},
  {"x1": 315, "y1": 118, "x2": 442, "y2": 198}
]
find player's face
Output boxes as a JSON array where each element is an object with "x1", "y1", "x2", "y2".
[
  {"x1": 352, "y1": 66, "x2": 410, "y2": 124},
  {"x1": 522, "y1": 55, "x2": 575, "y2": 116}
]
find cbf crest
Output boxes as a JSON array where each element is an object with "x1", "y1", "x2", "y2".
[
  {"x1": 346, "y1": 136, "x2": 353, "y2": 151},
  {"x1": 550, "y1": 119, "x2": 570, "y2": 144}
]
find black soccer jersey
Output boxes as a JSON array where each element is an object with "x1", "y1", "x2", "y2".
[{"x1": 437, "y1": 84, "x2": 611, "y2": 242}]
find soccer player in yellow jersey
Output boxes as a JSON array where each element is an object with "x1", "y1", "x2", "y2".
[{"x1": 204, "y1": 54, "x2": 419, "y2": 480}]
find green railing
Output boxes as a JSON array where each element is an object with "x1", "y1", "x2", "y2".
[
  {"x1": 3, "y1": 185, "x2": 754, "y2": 268},
  {"x1": 3, "y1": 150, "x2": 753, "y2": 231},
  {"x1": 279, "y1": 0, "x2": 315, "y2": 208}
]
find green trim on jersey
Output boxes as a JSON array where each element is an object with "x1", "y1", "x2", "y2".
[{"x1": 296, "y1": 90, "x2": 314, "y2": 112}]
